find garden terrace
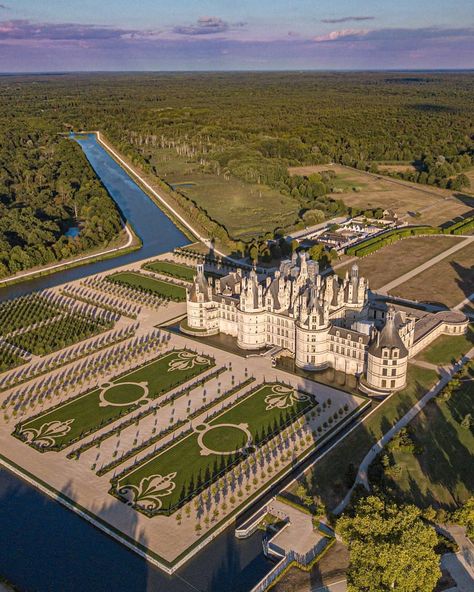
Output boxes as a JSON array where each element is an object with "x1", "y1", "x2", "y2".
[
  {"x1": 111, "y1": 382, "x2": 317, "y2": 516},
  {"x1": 14, "y1": 349, "x2": 214, "y2": 452},
  {"x1": 107, "y1": 271, "x2": 187, "y2": 302}
]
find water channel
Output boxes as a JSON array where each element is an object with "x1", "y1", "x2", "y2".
[
  {"x1": 0, "y1": 134, "x2": 189, "y2": 302},
  {"x1": 0, "y1": 133, "x2": 274, "y2": 591}
]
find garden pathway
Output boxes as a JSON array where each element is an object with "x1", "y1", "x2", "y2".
[{"x1": 333, "y1": 348, "x2": 474, "y2": 516}]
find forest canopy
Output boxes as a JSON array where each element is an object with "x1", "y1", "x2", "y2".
[
  {"x1": 0, "y1": 126, "x2": 123, "y2": 278},
  {"x1": 0, "y1": 71, "x2": 472, "y2": 267}
]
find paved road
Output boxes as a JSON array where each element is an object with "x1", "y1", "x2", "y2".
[
  {"x1": 311, "y1": 579, "x2": 347, "y2": 592},
  {"x1": 333, "y1": 348, "x2": 474, "y2": 515},
  {"x1": 378, "y1": 235, "x2": 474, "y2": 294}
]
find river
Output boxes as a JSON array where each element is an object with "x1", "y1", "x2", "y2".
[{"x1": 0, "y1": 133, "x2": 274, "y2": 591}]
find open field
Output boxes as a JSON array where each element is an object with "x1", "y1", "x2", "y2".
[
  {"x1": 382, "y1": 377, "x2": 474, "y2": 509},
  {"x1": 108, "y1": 271, "x2": 187, "y2": 301},
  {"x1": 391, "y1": 242, "x2": 474, "y2": 307},
  {"x1": 415, "y1": 325, "x2": 473, "y2": 365},
  {"x1": 152, "y1": 147, "x2": 299, "y2": 240},
  {"x1": 296, "y1": 366, "x2": 439, "y2": 509},
  {"x1": 113, "y1": 382, "x2": 317, "y2": 514},
  {"x1": 337, "y1": 235, "x2": 462, "y2": 290},
  {"x1": 289, "y1": 164, "x2": 473, "y2": 226},
  {"x1": 377, "y1": 163, "x2": 418, "y2": 174},
  {"x1": 14, "y1": 349, "x2": 213, "y2": 452}
]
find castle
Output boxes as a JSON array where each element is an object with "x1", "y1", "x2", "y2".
[{"x1": 184, "y1": 252, "x2": 468, "y2": 396}]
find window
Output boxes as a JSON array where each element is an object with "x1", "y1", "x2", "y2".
[
  {"x1": 382, "y1": 379, "x2": 386, "y2": 388},
  {"x1": 382, "y1": 368, "x2": 388, "y2": 376},
  {"x1": 391, "y1": 368, "x2": 397, "y2": 376},
  {"x1": 390, "y1": 379, "x2": 396, "y2": 388}
]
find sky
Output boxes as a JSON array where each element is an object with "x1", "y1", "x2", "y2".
[{"x1": 0, "y1": 0, "x2": 473, "y2": 72}]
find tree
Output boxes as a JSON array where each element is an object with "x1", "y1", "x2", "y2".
[
  {"x1": 337, "y1": 496, "x2": 441, "y2": 592},
  {"x1": 451, "y1": 497, "x2": 474, "y2": 540}
]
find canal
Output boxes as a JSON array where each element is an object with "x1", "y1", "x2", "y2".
[
  {"x1": 0, "y1": 134, "x2": 189, "y2": 301},
  {"x1": 0, "y1": 133, "x2": 274, "y2": 591}
]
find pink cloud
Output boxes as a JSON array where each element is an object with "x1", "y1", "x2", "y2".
[{"x1": 314, "y1": 29, "x2": 369, "y2": 42}]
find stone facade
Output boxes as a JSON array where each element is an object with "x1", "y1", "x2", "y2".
[{"x1": 185, "y1": 253, "x2": 468, "y2": 396}]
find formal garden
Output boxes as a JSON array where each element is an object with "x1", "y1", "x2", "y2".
[
  {"x1": 107, "y1": 271, "x2": 186, "y2": 301},
  {"x1": 112, "y1": 382, "x2": 317, "y2": 515},
  {"x1": 143, "y1": 260, "x2": 196, "y2": 282},
  {"x1": 14, "y1": 349, "x2": 214, "y2": 452}
]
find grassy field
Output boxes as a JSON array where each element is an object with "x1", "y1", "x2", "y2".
[
  {"x1": 151, "y1": 147, "x2": 299, "y2": 240},
  {"x1": 298, "y1": 366, "x2": 439, "y2": 509},
  {"x1": 391, "y1": 242, "x2": 474, "y2": 307},
  {"x1": 289, "y1": 164, "x2": 472, "y2": 226},
  {"x1": 108, "y1": 271, "x2": 187, "y2": 301},
  {"x1": 415, "y1": 325, "x2": 473, "y2": 365},
  {"x1": 383, "y1": 377, "x2": 474, "y2": 509},
  {"x1": 113, "y1": 383, "x2": 316, "y2": 514},
  {"x1": 143, "y1": 260, "x2": 195, "y2": 282},
  {"x1": 337, "y1": 235, "x2": 461, "y2": 290},
  {"x1": 14, "y1": 349, "x2": 214, "y2": 451}
]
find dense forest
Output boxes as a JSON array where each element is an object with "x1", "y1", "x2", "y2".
[
  {"x1": 0, "y1": 127, "x2": 123, "y2": 277},
  {"x1": 0, "y1": 72, "x2": 473, "y2": 265}
]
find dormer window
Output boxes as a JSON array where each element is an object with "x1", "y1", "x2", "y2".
[
  {"x1": 383, "y1": 349, "x2": 389, "y2": 358},
  {"x1": 393, "y1": 349, "x2": 399, "y2": 358}
]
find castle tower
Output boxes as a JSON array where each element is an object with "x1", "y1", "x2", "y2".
[
  {"x1": 237, "y1": 267, "x2": 266, "y2": 350},
  {"x1": 295, "y1": 286, "x2": 330, "y2": 370},
  {"x1": 363, "y1": 306, "x2": 409, "y2": 395}
]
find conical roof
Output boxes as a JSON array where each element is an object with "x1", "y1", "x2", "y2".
[{"x1": 369, "y1": 306, "x2": 408, "y2": 358}]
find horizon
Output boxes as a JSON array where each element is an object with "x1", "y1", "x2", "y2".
[{"x1": 1, "y1": 0, "x2": 473, "y2": 72}]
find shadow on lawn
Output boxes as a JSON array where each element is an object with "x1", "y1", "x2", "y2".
[{"x1": 371, "y1": 383, "x2": 474, "y2": 511}]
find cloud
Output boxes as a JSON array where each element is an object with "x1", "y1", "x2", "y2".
[
  {"x1": 173, "y1": 17, "x2": 245, "y2": 36},
  {"x1": 314, "y1": 29, "x2": 369, "y2": 42},
  {"x1": 0, "y1": 19, "x2": 138, "y2": 41},
  {"x1": 321, "y1": 16, "x2": 375, "y2": 24},
  {"x1": 0, "y1": 4, "x2": 9, "y2": 9},
  {"x1": 0, "y1": 20, "x2": 472, "y2": 72}
]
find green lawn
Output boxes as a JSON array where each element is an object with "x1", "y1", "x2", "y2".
[
  {"x1": 113, "y1": 383, "x2": 316, "y2": 515},
  {"x1": 143, "y1": 260, "x2": 196, "y2": 282},
  {"x1": 108, "y1": 271, "x2": 186, "y2": 301},
  {"x1": 416, "y1": 325, "x2": 473, "y2": 365},
  {"x1": 301, "y1": 366, "x2": 439, "y2": 509},
  {"x1": 14, "y1": 349, "x2": 214, "y2": 452},
  {"x1": 150, "y1": 147, "x2": 300, "y2": 240},
  {"x1": 383, "y1": 378, "x2": 474, "y2": 509}
]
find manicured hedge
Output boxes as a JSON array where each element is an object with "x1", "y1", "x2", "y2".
[{"x1": 347, "y1": 226, "x2": 439, "y2": 257}]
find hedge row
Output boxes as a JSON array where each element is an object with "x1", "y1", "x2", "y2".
[
  {"x1": 347, "y1": 215, "x2": 474, "y2": 257},
  {"x1": 346, "y1": 226, "x2": 436, "y2": 257}
]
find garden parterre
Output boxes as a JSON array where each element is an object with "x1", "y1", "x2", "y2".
[
  {"x1": 14, "y1": 349, "x2": 214, "y2": 451},
  {"x1": 112, "y1": 382, "x2": 317, "y2": 515}
]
